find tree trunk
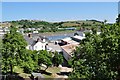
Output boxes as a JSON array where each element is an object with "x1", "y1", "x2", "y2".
[
  {"x1": 10, "y1": 64, "x2": 13, "y2": 75},
  {"x1": 45, "y1": 66, "x2": 48, "y2": 71}
]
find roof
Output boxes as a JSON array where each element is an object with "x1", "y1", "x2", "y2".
[
  {"x1": 72, "y1": 35, "x2": 85, "y2": 40},
  {"x1": 61, "y1": 37, "x2": 71, "y2": 41},
  {"x1": 47, "y1": 43, "x2": 62, "y2": 52},
  {"x1": 75, "y1": 31, "x2": 85, "y2": 37},
  {"x1": 60, "y1": 67, "x2": 73, "y2": 72},
  {"x1": 31, "y1": 72, "x2": 44, "y2": 78},
  {"x1": 61, "y1": 37, "x2": 79, "y2": 45},
  {"x1": 24, "y1": 35, "x2": 35, "y2": 45},
  {"x1": 24, "y1": 34, "x2": 46, "y2": 46},
  {"x1": 61, "y1": 44, "x2": 79, "y2": 56}
]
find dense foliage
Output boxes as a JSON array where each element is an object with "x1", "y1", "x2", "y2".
[
  {"x1": 116, "y1": 14, "x2": 120, "y2": 24},
  {"x1": 38, "y1": 50, "x2": 52, "y2": 71},
  {"x1": 20, "y1": 50, "x2": 38, "y2": 73},
  {"x1": 69, "y1": 23, "x2": 120, "y2": 79},
  {"x1": 52, "y1": 52, "x2": 63, "y2": 67},
  {"x1": 2, "y1": 27, "x2": 63, "y2": 74},
  {"x1": 2, "y1": 26, "x2": 27, "y2": 74}
]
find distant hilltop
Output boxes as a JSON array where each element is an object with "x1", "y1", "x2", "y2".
[
  {"x1": 0, "y1": 19, "x2": 105, "y2": 28},
  {"x1": 0, "y1": 22, "x2": 11, "y2": 27}
]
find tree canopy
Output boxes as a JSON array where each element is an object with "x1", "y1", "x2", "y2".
[
  {"x1": 69, "y1": 23, "x2": 120, "y2": 79},
  {"x1": 116, "y1": 14, "x2": 120, "y2": 24},
  {"x1": 52, "y1": 52, "x2": 63, "y2": 67},
  {"x1": 38, "y1": 50, "x2": 52, "y2": 71},
  {"x1": 2, "y1": 26, "x2": 27, "y2": 74}
]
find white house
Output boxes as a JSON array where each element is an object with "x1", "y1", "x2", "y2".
[
  {"x1": 24, "y1": 34, "x2": 47, "y2": 51},
  {"x1": 33, "y1": 30, "x2": 38, "y2": 34},
  {"x1": 32, "y1": 41, "x2": 46, "y2": 51}
]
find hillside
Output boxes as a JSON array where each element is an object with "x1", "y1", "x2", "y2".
[
  {"x1": 60, "y1": 20, "x2": 103, "y2": 27},
  {"x1": 0, "y1": 22, "x2": 11, "y2": 27},
  {"x1": 1, "y1": 19, "x2": 103, "y2": 27},
  {"x1": 0, "y1": 19, "x2": 104, "y2": 33}
]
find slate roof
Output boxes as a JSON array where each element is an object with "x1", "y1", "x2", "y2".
[
  {"x1": 24, "y1": 35, "x2": 35, "y2": 45},
  {"x1": 24, "y1": 34, "x2": 47, "y2": 46}
]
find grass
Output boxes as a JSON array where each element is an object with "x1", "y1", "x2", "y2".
[
  {"x1": 13, "y1": 66, "x2": 23, "y2": 73},
  {"x1": 46, "y1": 67, "x2": 61, "y2": 74},
  {"x1": 13, "y1": 66, "x2": 61, "y2": 78},
  {"x1": 0, "y1": 38, "x2": 2, "y2": 63},
  {"x1": 42, "y1": 74, "x2": 53, "y2": 78},
  {"x1": 18, "y1": 73, "x2": 31, "y2": 78},
  {"x1": 40, "y1": 66, "x2": 61, "y2": 78},
  {"x1": 62, "y1": 22, "x2": 79, "y2": 27},
  {"x1": 13, "y1": 66, "x2": 31, "y2": 78},
  {"x1": 40, "y1": 66, "x2": 61, "y2": 74},
  {"x1": 0, "y1": 37, "x2": 2, "y2": 49}
]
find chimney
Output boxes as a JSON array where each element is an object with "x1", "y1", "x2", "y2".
[
  {"x1": 42, "y1": 39, "x2": 46, "y2": 42},
  {"x1": 37, "y1": 38, "x2": 40, "y2": 42},
  {"x1": 28, "y1": 33, "x2": 32, "y2": 38}
]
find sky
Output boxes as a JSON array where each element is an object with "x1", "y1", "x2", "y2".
[
  {"x1": 1, "y1": 0, "x2": 120, "y2": 2},
  {"x1": 118, "y1": 1, "x2": 120, "y2": 14},
  {"x1": 2, "y1": 2, "x2": 118, "y2": 23},
  {"x1": 0, "y1": 2, "x2": 2, "y2": 22}
]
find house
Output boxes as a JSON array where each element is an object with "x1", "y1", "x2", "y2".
[
  {"x1": 0, "y1": 27, "x2": 5, "y2": 35},
  {"x1": 61, "y1": 44, "x2": 78, "y2": 61},
  {"x1": 61, "y1": 37, "x2": 79, "y2": 46},
  {"x1": 46, "y1": 42, "x2": 62, "y2": 53},
  {"x1": 19, "y1": 28, "x2": 24, "y2": 34},
  {"x1": 0, "y1": 27, "x2": 10, "y2": 36},
  {"x1": 33, "y1": 30, "x2": 38, "y2": 34},
  {"x1": 24, "y1": 33, "x2": 47, "y2": 51},
  {"x1": 74, "y1": 31, "x2": 85, "y2": 37},
  {"x1": 60, "y1": 35, "x2": 85, "y2": 61},
  {"x1": 71, "y1": 35, "x2": 85, "y2": 42}
]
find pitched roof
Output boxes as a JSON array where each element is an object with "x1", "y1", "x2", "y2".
[
  {"x1": 24, "y1": 34, "x2": 46, "y2": 46},
  {"x1": 61, "y1": 44, "x2": 79, "y2": 56},
  {"x1": 24, "y1": 35, "x2": 35, "y2": 45},
  {"x1": 61, "y1": 37, "x2": 79, "y2": 45}
]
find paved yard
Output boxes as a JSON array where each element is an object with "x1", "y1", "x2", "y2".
[{"x1": 47, "y1": 42, "x2": 62, "y2": 52}]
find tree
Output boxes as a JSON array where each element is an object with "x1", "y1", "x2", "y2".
[
  {"x1": 74, "y1": 33, "x2": 79, "y2": 36},
  {"x1": 52, "y1": 52, "x2": 63, "y2": 67},
  {"x1": 38, "y1": 50, "x2": 52, "y2": 71},
  {"x1": 116, "y1": 14, "x2": 120, "y2": 24},
  {"x1": 104, "y1": 19, "x2": 107, "y2": 24},
  {"x1": 69, "y1": 24, "x2": 120, "y2": 79},
  {"x1": 22, "y1": 24, "x2": 28, "y2": 29},
  {"x1": 20, "y1": 50, "x2": 38, "y2": 73},
  {"x1": 2, "y1": 26, "x2": 27, "y2": 74}
]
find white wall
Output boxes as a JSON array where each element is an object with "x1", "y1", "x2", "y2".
[
  {"x1": 33, "y1": 42, "x2": 46, "y2": 51},
  {"x1": 62, "y1": 48, "x2": 71, "y2": 61}
]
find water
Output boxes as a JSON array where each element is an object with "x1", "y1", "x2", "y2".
[
  {"x1": 46, "y1": 31, "x2": 84, "y2": 41},
  {"x1": 47, "y1": 34, "x2": 73, "y2": 41}
]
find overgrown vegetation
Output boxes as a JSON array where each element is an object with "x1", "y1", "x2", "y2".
[
  {"x1": 2, "y1": 27, "x2": 63, "y2": 75},
  {"x1": 68, "y1": 15, "x2": 120, "y2": 79}
]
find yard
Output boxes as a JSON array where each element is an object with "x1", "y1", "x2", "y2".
[{"x1": 13, "y1": 66, "x2": 61, "y2": 79}]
